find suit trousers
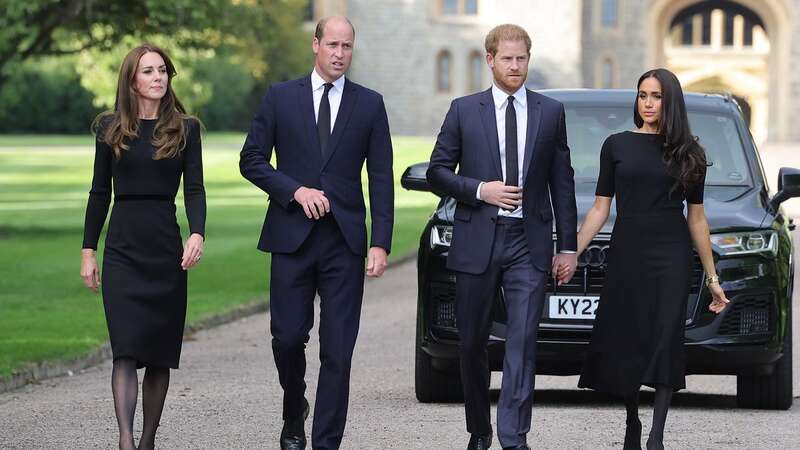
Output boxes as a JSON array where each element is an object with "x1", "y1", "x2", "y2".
[
  {"x1": 456, "y1": 216, "x2": 546, "y2": 448},
  {"x1": 269, "y1": 215, "x2": 365, "y2": 450}
]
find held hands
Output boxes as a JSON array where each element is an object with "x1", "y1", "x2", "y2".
[
  {"x1": 552, "y1": 253, "x2": 578, "y2": 286},
  {"x1": 366, "y1": 246, "x2": 388, "y2": 278},
  {"x1": 294, "y1": 186, "x2": 330, "y2": 220},
  {"x1": 80, "y1": 249, "x2": 101, "y2": 293},
  {"x1": 708, "y1": 282, "x2": 730, "y2": 313},
  {"x1": 181, "y1": 233, "x2": 205, "y2": 270},
  {"x1": 480, "y1": 181, "x2": 522, "y2": 211}
]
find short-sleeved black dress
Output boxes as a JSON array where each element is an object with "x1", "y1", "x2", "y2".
[
  {"x1": 82, "y1": 118, "x2": 206, "y2": 369},
  {"x1": 578, "y1": 131, "x2": 705, "y2": 396}
]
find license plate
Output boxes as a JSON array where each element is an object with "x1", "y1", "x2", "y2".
[{"x1": 548, "y1": 295, "x2": 600, "y2": 320}]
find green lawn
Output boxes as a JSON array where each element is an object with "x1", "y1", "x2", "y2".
[{"x1": 0, "y1": 134, "x2": 437, "y2": 379}]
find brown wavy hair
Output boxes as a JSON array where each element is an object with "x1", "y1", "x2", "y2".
[{"x1": 92, "y1": 44, "x2": 196, "y2": 160}]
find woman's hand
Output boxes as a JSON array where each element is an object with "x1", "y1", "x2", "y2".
[
  {"x1": 708, "y1": 282, "x2": 730, "y2": 313},
  {"x1": 80, "y1": 249, "x2": 101, "y2": 293},
  {"x1": 181, "y1": 233, "x2": 205, "y2": 270}
]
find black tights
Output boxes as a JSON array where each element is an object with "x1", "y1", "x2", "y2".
[
  {"x1": 623, "y1": 385, "x2": 673, "y2": 450},
  {"x1": 111, "y1": 358, "x2": 171, "y2": 450}
]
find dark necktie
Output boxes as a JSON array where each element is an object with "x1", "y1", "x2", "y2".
[
  {"x1": 505, "y1": 95, "x2": 518, "y2": 187},
  {"x1": 318, "y1": 83, "x2": 333, "y2": 157}
]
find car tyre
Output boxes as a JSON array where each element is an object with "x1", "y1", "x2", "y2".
[
  {"x1": 736, "y1": 304, "x2": 793, "y2": 410},
  {"x1": 414, "y1": 329, "x2": 465, "y2": 403}
]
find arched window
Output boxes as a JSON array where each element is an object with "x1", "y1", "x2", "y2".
[
  {"x1": 669, "y1": 1, "x2": 766, "y2": 48},
  {"x1": 596, "y1": 57, "x2": 615, "y2": 89},
  {"x1": 436, "y1": 51, "x2": 452, "y2": 93},
  {"x1": 468, "y1": 51, "x2": 484, "y2": 93},
  {"x1": 601, "y1": 59, "x2": 614, "y2": 88}
]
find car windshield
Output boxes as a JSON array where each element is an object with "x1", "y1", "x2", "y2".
[{"x1": 566, "y1": 106, "x2": 752, "y2": 187}]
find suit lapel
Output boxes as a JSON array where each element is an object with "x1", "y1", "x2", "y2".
[
  {"x1": 479, "y1": 89, "x2": 503, "y2": 180},
  {"x1": 523, "y1": 90, "x2": 542, "y2": 180},
  {"x1": 298, "y1": 75, "x2": 323, "y2": 163},
  {"x1": 322, "y1": 79, "x2": 358, "y2": 169}
]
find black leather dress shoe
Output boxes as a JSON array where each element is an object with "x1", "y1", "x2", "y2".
[
  {"x1": 467, "y1": 434, "x2": 492, "y2": 450},
  {"x1": 503, "y1": 445, "x2": 530, "y2": 450},
  {"x1": 280, "y1": 398, "x2": 310, "y2": 450}
]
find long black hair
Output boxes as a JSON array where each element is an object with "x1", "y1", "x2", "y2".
[{"x1": 634, "y1": 68, "x2": 707, "y2": 194}]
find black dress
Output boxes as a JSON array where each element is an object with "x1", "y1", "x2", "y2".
[
  {"x1": 82, "y1": 118, "x2": 206, "y2": 369},
  {"x1": 578, "y1": 131, "x2": 705, "y2": 396}
]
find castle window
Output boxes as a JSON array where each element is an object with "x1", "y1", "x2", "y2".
[
  {"x1": 601, "y1": 59, "x2": 614, "y2": 88},
  {"x1": 437, "y1": 51, "x2": 452, "y2": 93},
  {"x1": 440, "y1": 0, "x2": 478, "y2": 16},
  {"x1": 601, "y1": 0, "x2": 618, "y2": 27},
  {"x1": 468, "y1": 51, "x2": 484, "y2": 92}
]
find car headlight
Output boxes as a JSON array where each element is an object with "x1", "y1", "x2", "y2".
[
  {"x1": 430, "y1": 224, "x2": 453, "y2": 248},
  {"x1": 710, "y1": 230, "x2": 778, "y2": 257}
]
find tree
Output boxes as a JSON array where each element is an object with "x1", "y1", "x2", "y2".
[
  {"x1": 1, "y1": 0, "x2": 313, "y2": 130},
  {"x1": 0, "y1": 0, "x2": 228, "y2": 84}
]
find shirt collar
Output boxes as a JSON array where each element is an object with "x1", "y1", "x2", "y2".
[
  {"x1": 491, "y1": 83, "x2": 527, "y2": 110},
  {"x1": 311, "y1": 68, "x2": 345, "y2": 93}
]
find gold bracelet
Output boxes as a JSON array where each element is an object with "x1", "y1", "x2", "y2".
[{"x1": 704, "y1": 274, "x2": 720, "y2": 287}]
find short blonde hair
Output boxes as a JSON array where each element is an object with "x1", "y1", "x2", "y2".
[{"x1": 484, "y1": 24, "x2": 531, "y2": 56}]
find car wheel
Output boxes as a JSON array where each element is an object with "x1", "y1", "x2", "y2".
[
  {"x1": 736, "y1": 304, "x2": 793, "y2": 410},
  {"x1": 414, "y1": 330, "x2": 464, "y2": 403}
]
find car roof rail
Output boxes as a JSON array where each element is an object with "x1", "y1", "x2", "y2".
[{"x1": 723, "y1": 91, "x2": 735, "y2": 104}]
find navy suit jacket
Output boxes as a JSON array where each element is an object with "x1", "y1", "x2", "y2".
[
  {"x1": 240, "y1": 74, "x2": 394, "y2": 256},
  {"x1": 426, "y1": 88, "x2": 577, "y2": 274}
]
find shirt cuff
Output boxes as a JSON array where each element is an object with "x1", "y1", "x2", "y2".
[
  {"x1": 476, "y1": 182, "x2": 484, "y2": 200},
  {"x1": 559, "y1": 250, "x2": 577, "y2": 254}
]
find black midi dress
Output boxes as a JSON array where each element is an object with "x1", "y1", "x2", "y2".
[
  {"x1": 578, "y1": 131, "x2": 705, "y2": 396},
  {"x1": 82, "y1": 118, "x2": 206, "y2": 369}
]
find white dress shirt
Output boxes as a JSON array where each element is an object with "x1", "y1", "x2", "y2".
[
  {"x1": 311, "y1": 69, "x2": 345, "y2": 133},
  {"x1": 475, "y1": 84, "x2": 575, "y2": 254},
  {"x1": 476, "y1": 83, "x2": 527, "y2": 218}
]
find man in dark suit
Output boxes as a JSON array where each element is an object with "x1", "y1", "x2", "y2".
[
  {"x1": 239, "y1": 16, "x2": 393, "y2": 450},
  {"x1": 427, "y1": 24, "x2": 578, "y2": 450}
]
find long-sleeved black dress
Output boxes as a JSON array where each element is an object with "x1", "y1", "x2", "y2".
[
  {"x1": 578, "y1": 131, "x2": 705, "y2": 396},
  {"x1": 82, "y1": 118, "x2": 206, "y2": 369}
]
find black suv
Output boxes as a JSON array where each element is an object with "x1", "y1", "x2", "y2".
[{"x1": 402, "y1": 89, "x2": 799, "y2": 410}]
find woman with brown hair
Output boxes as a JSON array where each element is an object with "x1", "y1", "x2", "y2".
[
  {"x1": 79, "y1": 44, "x2": 205, "y2": 450},
  {"x1": 571, "y1": 68, "x2": 729, "y2": 449}
]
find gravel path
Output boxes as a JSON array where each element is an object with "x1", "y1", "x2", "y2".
[{"x1": 1, "y1": 254, "x2": 798, "y2": 449}]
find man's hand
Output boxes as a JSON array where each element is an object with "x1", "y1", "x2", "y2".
[
  {"x1": 479, "y1": 181, "x2": 522, "y2": 210},
  {"x1": 552, "y1": 253, "x2": 578, "y2": 286},
  {"x1": 294, "y1": 186, "x2": 330, "y2": 219},
  {"x1": 366, "y1": 247, "x2": 388, "y2": 278}
]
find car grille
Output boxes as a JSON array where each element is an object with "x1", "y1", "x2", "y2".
[
  {"x1": 430, "y1": 281, "x2": 457, "y2": 329},
  {"x1": 548, "y1": 242, "x2": 704, "y2": 295},
  {"x1": 430, "y1": 243, "x2": 705, "y2": 331},
  {"x1": 717, "y1": 294, "x2": 774, "y2": 336}
]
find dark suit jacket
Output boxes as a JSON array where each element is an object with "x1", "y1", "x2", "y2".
[
  {"x1": 240, "y1": 74, "x2": 394, "y2": 256},
  {"x1": 426, "y1": 88, "x2": 577, "y2": 274}
]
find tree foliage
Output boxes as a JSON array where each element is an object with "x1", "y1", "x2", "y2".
[
  {"x1": 0, "y1": 0, "x2": 229, "y2": 83},
  {"x1": 0, "y1": 0, "x2": 314, "y2": 130}
]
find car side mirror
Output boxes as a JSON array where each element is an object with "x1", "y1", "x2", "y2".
[
  {"x1": 769, "y1": 167, "x2": 800, "y2": 213},
  {"x1": 401, "y1": 162, "x2": 431, "y2": 192}
]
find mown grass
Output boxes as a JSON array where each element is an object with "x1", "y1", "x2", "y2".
[{"x1": 0, "y1": 134, "x2": 437, "y2": 379}]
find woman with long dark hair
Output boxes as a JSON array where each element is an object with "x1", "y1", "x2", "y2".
[
  {"x1": 79, "y1": 44, "x2": 206, "y2": 450},
  {"x1": 571, "y1": 68, "x2": 729, "y2": 449}
]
